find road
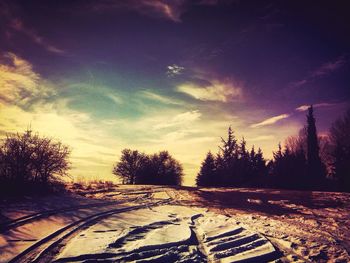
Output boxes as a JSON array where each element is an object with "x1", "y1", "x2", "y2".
[{"x1": 0, "y1": 186, "x2": 278, "y2": 263}]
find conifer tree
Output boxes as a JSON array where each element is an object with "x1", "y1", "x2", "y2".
[
  {"x1": 219, "y1": 126, "x2": 237, "y2": 164},
  {"x1": 196, "y1": 151, "x2": 216, "y2": 186},
  {"x1": 306, "y1": 105, "x2": 325, "y2": 187},
  {"x1": 330, "y1": 109, "x2": 350, "y2": 192}
]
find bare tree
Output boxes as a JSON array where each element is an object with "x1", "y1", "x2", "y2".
[
  {"x1": 0, "y1": 129, "x2": 71, "y2": 195},
  {"x1": 112, "y1": 149, "x2": 147, "y2": 184}
]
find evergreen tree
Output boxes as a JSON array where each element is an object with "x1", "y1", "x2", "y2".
[
  {"x1": 196, "y1": 151, "x2": 216, "y2": 186},
  {"x1": 196, "y1": 126, "x2": 268, "y2": 188},
  {"x1": 256, "y1": 148, "x2": 267, "y2": 176},
  {"x1": 219, "y1": 126, "x2": 237, "y2": 164},
  {"x1": 306, "y1": 105, "x2": 326, "y2": 187},
  {"x1": 330, "y1": 109, "x2": 350, "y2": 192},
  {"x1": 217, "y1": 126, "x2": 239, "y2": 185},
  {"x1": 214, "y1": 153, "x2": 225, "y2": 186},
  {"x1": 239, "y1": 137, "x2": 249, "y2": 160},
  {"x1": 270, "y1": 144, "x2": 307, "y2": 190}
]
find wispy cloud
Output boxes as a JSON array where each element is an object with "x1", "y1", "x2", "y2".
[
  {"x1": 251, "y1": 114, "x2": 290, "y2": 128},
  {"x1": 166, "y1": 64, "x2": 185, "y2": 77},
  {"x1": 177, "y1": 79, "x2": 242, "y2": 102},
  {"x1": 107, "y1": 93, "x2": 123, "y2": 105},
  {"x1": 154, "y1": 110, "x2": 201, "y2": 130},
  {"x1": 289, "y1": 55, "x2": 347, "y2": 89},
  {"x1": 295, "y1": 102, "x2": 338, "y2": 112},
  {"x1": 310, "y1": 56, "x2": 347, "y2": 78},
  {"x1": 87, "y1": 0, "x2": 221, "y2": 22},
  {"x1": 250, "y1": 135, "x2": 275, "y2": 142},
  {"x1": 140, "y1": 90, "x2": 183, "y2": 105},
  {"x1": 88, "y1": 0, "x2": 186, "y2": 22},
  {"x1": 10, "y1": 18, "x2": 65, "y2": 54}
]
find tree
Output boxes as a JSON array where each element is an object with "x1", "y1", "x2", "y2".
[
  {"x1": 196, "y1": 151, "x2": 216, "y2": 186},
  {"x1": 250, "y1": 147, "x2": 268, "y2": 186},
  {"x1": 112, "y1": 149, "x2": 183, "y2": 186},
  {"x1": 112, "y1": 149, "x2": 147, "y2": 184},
  {"x1": 0, "y1": 129, "x2": 71, "y2": 195},
  {"x1": 285, "y1": 128, "x2": 332, "y2": 178},
  {"x1": 330, "y1": 109, "x2": 350, "y2": 192},
  {"x1": 195, "y1": 127, "x2": 268, "y2": 187},
  {"x1": 270, "y1": 143, "x2": 307, "y2": 189},
  {"x1": 217, "y1": 126, "x2": 241, "y2": 186},
  {"x1": 150, "y1": 151, "x2": 183, "y2": 186},
  {"x1": 219, "y1": 126, "x2": 238, "y2": 164},
  {"x1": 306, "y1": 105, "x2": 326, "y2": 187}
]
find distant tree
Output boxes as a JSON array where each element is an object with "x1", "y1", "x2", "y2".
[
  {"x1": 0, "y1": 129, "x2": 71, "y2": 195},
  {"x1": 219, "y1": 126, "x2": 238, "y2": 164},
  {"x1": 112, "y1": 149, "x2": 183, "y2": 186},
  {"x1": 250, "y1": 147, "x2": 268, "y2": 186},
  {"x1": 150, "y1": 151, "x2": 183, "y2": 186},
  {"x1": 285, "y1": 128, "x2": 332, "y2": 178},
  {"x1": 195, "y1": 127, "x2": 267, "y2": 187},
  {"x1": 196, "y1": 151, "x2": 216, "y2": 186},
  {"x1": 306, "y1": 105, "x2": 326, "y2": 187},
  {"x1": 218, "y1": 126, "x2": 242, "y2": 186},
  {"x1": 214, "y1": 153, "x2": 225, "y2": 186},
  {"x1": 330, "y1": 109, "x2": 350, "y2": 192},
  {"x1": 112, "y1": 149, "x2": 147, "y2": 184},
  {"x1": 270, "y1": 143, "x2": 307, "y2": 189}
]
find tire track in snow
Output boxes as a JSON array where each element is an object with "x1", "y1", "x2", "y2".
[
  {"x1": 1, "y1": 189, "x2": 154, "y2": 233},
  {"x1": 194, "y1": 215, "x2": 280, "y2": 262},
  {"x1": 8, "y1": 199, "x2": 170, "y2": 263},
  {"x1": 6, "y1": 187, "x2": 282, "y2": 262}
]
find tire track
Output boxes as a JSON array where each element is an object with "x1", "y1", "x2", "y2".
[
  {"x1": 1, "y1": 191, "x2": 153, "y2": 233},
  {"x1": 8, "y1": 199, "x2": 170, "y2": 263}
]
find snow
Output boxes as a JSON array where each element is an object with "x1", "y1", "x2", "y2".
[{"x1": 1, "y1": 185, "x2": 349, "y2": 262}]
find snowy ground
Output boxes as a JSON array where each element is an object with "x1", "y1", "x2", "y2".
[{"x1": 0, "y1": 185, "x2": 349, "y2": 262}]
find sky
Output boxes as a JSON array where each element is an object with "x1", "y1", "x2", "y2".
[{"x1": 0, "y1": 0, "x2": 349, "y2": 186}]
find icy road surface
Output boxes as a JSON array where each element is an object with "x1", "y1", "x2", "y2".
[{"x1": 0, "y1": 186, "x2": 278, "y2": 263}]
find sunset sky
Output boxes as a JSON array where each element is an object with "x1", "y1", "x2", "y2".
[{"x1": 1, "y1": 0, "x2": 349, "y2": 185}]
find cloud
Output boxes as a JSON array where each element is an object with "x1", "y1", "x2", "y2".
[
  {"x1": 0, "y1": 52, "x2": 54, "y2": 105},
  {"x1": 310, "y1": 56, "x2": 347, "y2": 78},
  {"x1": 10, "y1": 18, "x2": 65, "y2": 54},
  {"x1": 89, "y1": 0, "x2": 186, "y2": 22},
  {"x1": 166, "y1": 64, "x2": 185, "y2": 77},
  {"x1": 295, "y1": 102, "x2": 337, "y2": 112},
  {"x1": 251, "y1": 114, "x2": 290, "y2": 128},
  {"x1": 177, "y1": 80, "x2": 242, "y2": 102},
  {"x1": 288, "y1": 55, "x2": 347, "y2": 89},
  {"x1": 107, "y1": 93, "x2": 123, "y2": 105},
  {"x1": 154, "y1": 110, "x2": 201, "y2": 129},
  {"x1": 288, "y1": 79, "x2": 308, "y2": 89},
  {"x1": 87, "y1": 0, "x2": 221, "y2": 22},
  {"x1": 250, "y1": 135, "x2": 275, "y2": 142},
  {"x1": 140, "y1": 90, "x2": 183, "y2": 105}
]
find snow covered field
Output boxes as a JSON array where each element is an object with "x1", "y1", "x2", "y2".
[{"x1": 0, "y1": 185, "x2": 349, "y2": 262}]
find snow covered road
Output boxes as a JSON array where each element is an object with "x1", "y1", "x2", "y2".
[{"x1": 0, "y1": 186, "x2": 279, "y2": 262}]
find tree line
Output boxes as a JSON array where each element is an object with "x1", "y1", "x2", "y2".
[
  {"x1": 196, "y1": 127, "x2": 267, "y2": 187},
  {"x1": 1, "y1": 105, "x2": 349, "y2": 196},
  {"x1": 197, "y1": 106, "x2": 350, "y2": 192}
]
